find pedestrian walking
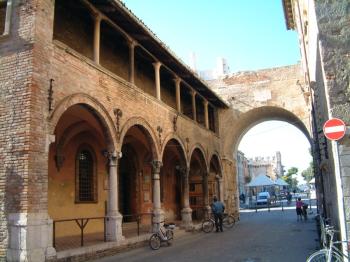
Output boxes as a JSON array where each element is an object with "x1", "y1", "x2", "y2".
[
  {"x1": 296, "y1": 197, "x2": 303, "y2": 221},
  {"x1": 211, "y1": 196, "x2": 225, "y2": 232}
]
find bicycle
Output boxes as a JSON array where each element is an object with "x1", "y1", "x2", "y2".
[
  {"x1": 149, "y1": 221, "x2": 175, "y2": 250},
  {"x1": 202, "y1": 213, "x2": 235, "y2": 233},
  {"x1": 306, "y1": 226, "x2": 349, "y2": 262}
]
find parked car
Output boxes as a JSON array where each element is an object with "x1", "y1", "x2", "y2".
[{"x1": 257, "y1": 192, "x2": 271, "y2": 205}]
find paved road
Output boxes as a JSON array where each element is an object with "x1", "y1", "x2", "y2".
[{"x1": 92, "y1": 208, "x2": 318, "y2": 262}]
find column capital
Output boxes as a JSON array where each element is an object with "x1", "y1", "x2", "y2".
[
  {"x1": 104, "y1": 151, "x2": 122, "y2": 165},
  {"x1": 191, "y1": 90, "x2": 196, "y2": 97},
  {"x1": 203, "y1": 99, "x2": 209, "y2": 106},
  {"x1": 173, "y1": 77, "x2": 181, "y2": 85},
  {"x1": 177, "y1": 166, "x2": 189, "y2": 177},
  {"x1": 151, "y1": 160, "x2": 163, "y2": 174},
  {"x1": 127, "y1": 38, "x2": 137, "y2": 48},
  {"x1": 91, "y1": 12, "x2": 102, "y2": 22},
  {"x1": 152, "y1": 61, "x2": 162, "y2": 70}
]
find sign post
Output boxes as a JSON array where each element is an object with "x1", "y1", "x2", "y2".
[{"x1": 323, "y1": 118, "x2": 346, "y2": 141}]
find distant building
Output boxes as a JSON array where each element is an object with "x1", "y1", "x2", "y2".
[
  {"x1": 248, "y1": 151, "x2": 284, "y2": 181},
  {"x1": 236, "y1": 151, "x2": 250, "y2": 195},
  {"x1": 188, "y1": 53, "x2": 230, "y2": 80},
  {"x1": 236, "y1": 151, "x2": 284, "y2": 196}
]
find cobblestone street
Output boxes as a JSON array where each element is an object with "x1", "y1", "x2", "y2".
[{"x1": 93, "y1": 207, "x2": 318, "y2": 262}]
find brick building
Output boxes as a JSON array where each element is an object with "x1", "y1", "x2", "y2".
[{"x1": 0, "y1": 0, "x2": 240, "y2": 261}]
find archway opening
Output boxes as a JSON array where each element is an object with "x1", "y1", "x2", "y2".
[
  {"x1": 237, "y1": 120, "x2": 312, "y2": 202},
  {"x1": 119, "y1": 125, "x2": 156, "y2": 223},
  {"x1": 189, "y1": 148, "x2": 207, "y2": 221},
  {"x1": 48, "y1": 104, "x2": 110, "y2": 248},
  {"x1": 161, "y1": 139, "x2": 186, "y2": 221}
]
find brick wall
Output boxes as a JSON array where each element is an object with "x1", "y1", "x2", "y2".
[{"x1": 0, "y1": 0, "x2": 37, "y2": 258}]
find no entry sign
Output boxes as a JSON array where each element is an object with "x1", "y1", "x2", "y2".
[{"x1": 323, "y1": 118, "x2": 346, "y2": 141}]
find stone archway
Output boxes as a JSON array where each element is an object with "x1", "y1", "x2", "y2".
[
  {"x1": 48, "y1": 103, "x2": 115, "y2": 249},
  {"x1": 189, "y1": 147, "x2": 208, "y2": 221},
  {"x1": 222, "y1": 106, "x2": 311, "y2": 158},
  {"x1": 119, "y1": 123, "x2": 158, "y2": 226},
  {"x1": 161, "y1": 138, "x2": 187, "y2": 221}
]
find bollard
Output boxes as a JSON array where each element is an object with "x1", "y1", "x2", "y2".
[
  {"x1": 255, "y1": 202, "x2": 257, "y2": 213},
  {"x1": 268, "y1": 201, "x2": 270, "y2": 212},
  {"x1": 281, "y1": 200, "x2": 284, "y2": 212},
  {"x1": 309, "y1": 198, "x2": 312, "y2": 211}
]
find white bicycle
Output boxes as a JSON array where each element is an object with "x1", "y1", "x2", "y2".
[
  {"x1": 307, "y1": 226, "x2": 349, "y2": 262},
  {"x1": 149, "y1": 222, "x2": 175, "y2": 250}
]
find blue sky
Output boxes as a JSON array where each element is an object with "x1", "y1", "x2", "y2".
[
  {"x1": 122, "y1": 0, "x2": 301, "y2": 72},
  {"x1": 122, "y1": 1, "x2": 311, "y2": 179}
]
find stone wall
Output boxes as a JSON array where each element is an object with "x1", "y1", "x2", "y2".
[{"x1": 314, "y1": 0, "x2": 350, "y2": 239}]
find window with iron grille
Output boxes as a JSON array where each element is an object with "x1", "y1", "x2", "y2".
[{"x1": 76, "y1": 146, "x2": 97, "y2": 203}]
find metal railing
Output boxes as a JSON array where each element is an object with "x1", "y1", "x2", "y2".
[
  {"x1": 122, "y1": 213, "x2": 153, "y2": 237},
  {"x1": 53, "y1": 216, "x2": 106, "y2": 249}
]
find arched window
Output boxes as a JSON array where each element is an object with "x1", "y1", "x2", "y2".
[{"x1": 76, "y1": 146, "x2": 97, "y2": 202}]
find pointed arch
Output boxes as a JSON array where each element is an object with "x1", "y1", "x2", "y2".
[
  {"x1": 161, "y1": 133, "x2": 188, "y2": 165},
  {"x1": 119, "y1": 117, "x2": 159, "y2": 160},
  {"x1": 189, "y1": 143, "x2": 208, "y2": 170},
  {"x1": 49, "y1": 93, "x2": 117, "y2": 150}
]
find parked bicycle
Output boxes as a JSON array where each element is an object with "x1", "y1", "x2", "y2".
[
  {"x1": 306, "y1": 225, "x2": 349, "y2": 262},
  {"x1": 202, "y1": 213, "x2": 235, "y2": 233},
  {"x1": 149, "y1": 221, "x2": 175, "y2": 250}
]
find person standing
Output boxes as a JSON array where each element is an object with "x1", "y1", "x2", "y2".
[
  {"x1": 296, "y1": 197, "x2": 303, "y2": 221},
  {"x1": 211, "y1": 196, "x2": 225, "y2": 232}
]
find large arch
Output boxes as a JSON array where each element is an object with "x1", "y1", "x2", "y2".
[
  {"x1": 161, "y1": 138, "x2": 187, "y2": 221},
  {"x1": 161, "y1": 133, "x2": 188, "y2": 165},
  {"x1": 49, "y1": 93, "x2": 117, "y2": 150},
  {"x1": 189, "y1": 147, "x2": 208, "y2": 221},
  {"x1": 223, "y1": 106, "x2": 312, "y2": 158},
  {"x1": 48, "y1": 102, "x2": 114, "y2": 249},
  {"x1": 118, "y1": 122, "x2": 158, "y2": 225},
  {"x1": 119, "y1": 117, "x2": 160, "y2": 160}
]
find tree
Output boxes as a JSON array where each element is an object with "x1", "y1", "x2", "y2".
[
  {"x1": 282, "y1": 167, "x2": 299, "y2": 190},
  {"x1": 301, "y1": 161, "x2": 314, "y2": 183}
]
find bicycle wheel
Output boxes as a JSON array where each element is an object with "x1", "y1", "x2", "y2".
[
  {"x1": 149, "y1": 233, "x2": 161, "y2": 250},
  {"x1": 223, "y1": 215, "x2": 235, "y2": 229},
  {"x1": 202, "y1": 219, "x2": 214, "y2": 233},
  {"x1": 166, "y1": 229, "x2": 174, "y2": 245},
  {"x1": 306, "y1": 249, "x2": 343, "y2": 262}
]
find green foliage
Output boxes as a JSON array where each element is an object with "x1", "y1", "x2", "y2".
[
  {"x1": 301, "y1": 161, "x2": 314, "y2": 183},
  {"x1": 282, "y1": 167, "x2": 299, "y2": 190}
]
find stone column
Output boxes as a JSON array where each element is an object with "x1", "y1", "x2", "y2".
[
  {"x1": 203, "y1": 171, "x2": 211, "y2": 217},
  {"x1": 191, "y1": 90, "x2": 197, "y2": 122},
  {"x1": 151, "y1": 160, "x2": 164, "y2": 231},
  {"x1": 174, "y1": 77, "x2": 181, "y2": 112},
  {"x1": 128, "y1": 40, "x2": 136, "y2": 84},
  {"x1": 106, "y1": 151, "x2": 124, "y2": 242},
  {"x1": 218, "y1": 176, "x2": 224, "y2": 202},
  {"x1": 152, "y1": 62, "x2": 162, "y2": 101},
  {"x1": 204, "y1": 100, "x2": 209, "y2": 129},
  {"x1": 93, "y1": 14, "x2": 101, "y2": 64},
  {"x1": 180, "y1": 167, "x2": 193, "y2": 229}
]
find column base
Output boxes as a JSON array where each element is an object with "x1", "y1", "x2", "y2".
[
  {"x1": 204, "y1": 205, "x2": 212, "y2": 218},
  {"x1": 152, "y1": 209, "x2": 164, "y2": 232},
  {"x1": 7, "y1": 213, "x2": 56, "y2": 262},
  {"x1": 180, "y1": 207, "x2": 193, "y2": 230},
  {"x1": 106, "y1": 213, "x2": 124, "y2": 242}
]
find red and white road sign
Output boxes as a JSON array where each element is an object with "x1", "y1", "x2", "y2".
[{"x1": 323, "y1": 118, "x2": 346, "y2": 141}]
